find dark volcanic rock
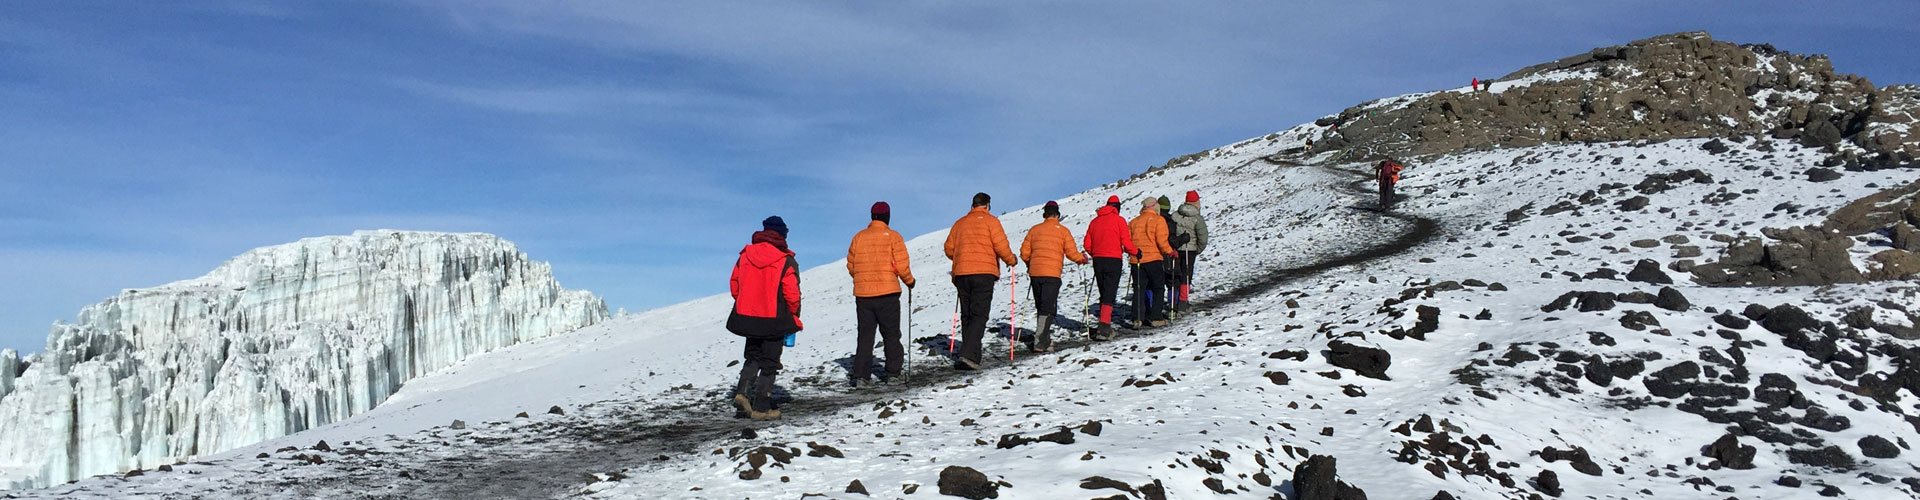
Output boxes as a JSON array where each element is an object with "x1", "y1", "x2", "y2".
[
  {"x1": 1786, "y1": 446, "x2": 1854, "y2": 470},
  {"x1": 1534, "y1": 469, "x2": 1562, "y2": 497},
  {"x1": 1644, "y1": 361, "x2": 1700, "y2": 398},
  {"x1": 1758, "y1": 304, "x2": 1822, "y2": 334},
  {"x1": 1692, "y1": 228, "x2": 1864, "y2": 287},
  {"x1": 938, "y1": 466, "x2": 999, "y2": 499},
  {"x1": 1653, "y1": 286, "x2": 1690, "y2": 311},
  {"x1": 1703, "y1": 434, "x2": 1757, "y2": 469},
  {"x1": 1294, "y1": 455, "x2": 1369, "y2": 500},
  {"x1": 1806, "y1": 167, "x2": 1842, "y2": 182},
  {"x1": 1327, "y1": 340, "x2": 1392, "y2": 380},
  {"x1": 1858, "y1": 435, "x2": 1900, "y2": 459},
  {"x1": 846, "y1": 479, "x2": 869, "y2": 495},
  {"x1": 1625, "y1": 259, "x2": 1673, "y2": 284},
  {"x1": 1712, "y1": 313, "x2": 1751, "y2": 330}
]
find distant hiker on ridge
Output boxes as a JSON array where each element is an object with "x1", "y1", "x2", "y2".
[
  {"x1": 727, "y1": 216, "x2": 802, "y2": 420},
  {"x1": 1019, "y1": 200, "x2": 1088, "y2": 352},
  {"x1": 1129, "y1": 197, "x2": 1176, "y2": 328},
  {"x1": 1082, "y1": 195, "x2": 1137, "y2": 340},
  {"x1": 944, "y1": 192, "x2": 1017, "y2": 370},
  {"x1": 846, "y1": 201, "x2": 914, "y2": 387},
  {"x1": 1170, "y1": 190, "x2": 1209, "y2": 313},
  {"x1": 1376, "y1": 158, "x2": 1406, "y2": 211}
]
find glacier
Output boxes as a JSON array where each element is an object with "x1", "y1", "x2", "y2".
[{"x1": 0, "y1": 230, "x2": 607, "y2": 489}]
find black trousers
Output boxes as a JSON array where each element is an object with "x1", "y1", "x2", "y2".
[
  {"x1": 738, "y1": 336, "x2": 784, "y2": 412},
  {"x1": 1380, "y1": 181, "x2": 1395, "y2": 209},
  {"x1": 1029, "y1": 276, "x2": 1061, "y2": 317},
  {"x1": 1174, "y1": 250, "x2": 1199, "y2": 285},
  {"x1": 1092, "y1": 257, "x2": 1123, "y2": 309},
  {"x1": 953, "y1": 274, "x2": 998, "y2": 364},
  {"x1": 1137, "y1": 260, "x2": 1168, "y2": 322},
  {"x1": 853, "y1": 294, "x2": 903, "y2": 381}
]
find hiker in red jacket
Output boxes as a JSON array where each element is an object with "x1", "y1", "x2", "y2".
[
  {"x1": 1082, "y1": 195, "x2": 1138, "y2": 340},
  {"x1": 1376, "y1": 159, "x2": 1405, "y2": 211},
  {"x1": 727, "y1": 216, "x2": 802, "y2": 420}
]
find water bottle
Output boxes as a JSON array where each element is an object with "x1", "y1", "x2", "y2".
[{"x1": 783, "y1": 333, "x2": 796, "y2": 347}]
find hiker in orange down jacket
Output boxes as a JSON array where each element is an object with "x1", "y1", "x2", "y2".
[
  {"x1": 943, "y1": 192, "x2": 1017, "y2": 370},
  {"x1": 846, "y1": 201, "x2": 915, "y2": 387},
  {"x1": 1082, "y1": 195, "x2": 1137, "y2": 340},
  {"x1": 1129, "y1": 198, "x2": 1176, "y2": 327},
  {"x1": 1019, "y1": 200, "x2": 1088, "y2": 352},
  {"x1": 728, "y1": 216, "x2": 802, "y2": 420}
]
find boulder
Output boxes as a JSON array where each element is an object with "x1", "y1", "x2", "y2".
[
  {"x1": 1654, "y1": 287, "x2": 1690, "y2": 311},
  {"x1": 1294, "y1": 455, "x2": 1369, "y2": 500},
  {"x1": 1867, "y1": 249, "x2": 1920, "y2": 281},
  {"x1": 1859, "y1": 435, "x2": 1900, "y2": 459},
  {"x1": 1327, "y1": 340, "x2": 1392, "y2": 380},
  {"x1": 937, "y1": 466, "x2": 999, "y2": 499},
  {"x1": 1805, "y1": 167, "x2": 1842, "y2": 182},
  {"x1": 1704, "y1": 434, "x2": 1757, "y2": 469},
  {"x1": 1626, "y1": 260, "x2": 1673, "y2": 284},
  {"x1": 1894, "y1": 222, "x2": 1920, "y2": 252}
]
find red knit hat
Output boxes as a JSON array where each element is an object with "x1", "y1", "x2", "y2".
[
  {"x1": 1186, "y1": 190, "x2": 1199, "y2": 202},
  {"x1": 1106, "y1": 195, "x2": 1120, "y2": 205},
  {"x1": 1044, "y1": 201, "x2": 1059, "y2": 210},
  {"x1": 871, "y1": 201, "x2": 890, "y2": 215}
]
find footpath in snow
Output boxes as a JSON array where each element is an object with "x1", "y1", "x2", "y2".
[{"x1": 12, "y1": 131, "x2": 1920, "y2": 500}]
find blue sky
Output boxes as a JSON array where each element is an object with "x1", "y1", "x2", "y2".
[{"x1": 3, "y1": 1, "x2": 1916, "y2": 353}]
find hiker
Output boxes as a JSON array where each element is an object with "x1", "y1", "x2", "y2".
[
  {"x1": 1129, "y1": 197, "x2": 1176, "y2": 328},
  {"x1": 1482, "y1": 79, "x2": 1494, "y2": 92},
  {"x1": 1019, "y1": 201, "x2": 1088, "y2": 352},
  {"x1": 1376, "y1": 158, "x2": 1405, "y2": 210},
  {"x1": 1170, "y1": 190, "x2": 1209, "y2": 313},
  {"x1": 1471, "y1": 78, "x2": 1479, "y2": 92},
  {"x1": 1082, "y1": 195, "x2": 1138, "y2": 340},
  {"x1": 943, "y1": 192, "x2": 1017, "y2": 370},
  {"x1": 846, "y1": 201, "x2": 915, "y2": 387},
  {"x1": 1305, "y1": 138, "x2": 1314, "y2": 149},
  {"x1": 1156, "y1": 196, "x2": 1183, "y2": 319},
  {"x1": 727, "y1": 216, "x2": 803, "y2": 420}
]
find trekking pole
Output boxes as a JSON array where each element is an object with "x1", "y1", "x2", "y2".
[
  {"x1": 1008, "y1": 270, "x2": 1019, "y2": 361},
  {"x1": 906, "y1": 287, "x2": 913, "y2": 382},
  {"x1": 1079, "y1": 265, "x2": 1093, "y2": 338},
  {"x1": 949, "y1": 298, "x2": 959, "y2": 353}
]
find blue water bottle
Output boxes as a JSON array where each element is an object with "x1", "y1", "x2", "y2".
[{"x1": 783, "y1": 333, "x2": 796, "y2": 347}]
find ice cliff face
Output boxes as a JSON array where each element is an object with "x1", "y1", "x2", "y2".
[{"x1": 0, "y1": 230, "x2": 608, "y2": 488}]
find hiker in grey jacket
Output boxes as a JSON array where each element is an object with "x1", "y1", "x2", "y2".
[{"x1": 1170, "y1": 190, "x2": 1209, "y2": 312}]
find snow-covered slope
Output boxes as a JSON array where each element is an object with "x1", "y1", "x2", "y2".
[
  {"x1": 9, "y1": 32, "x2": 1920, "y2": 500},
  {"x1": 0, "y1": 231, "x2": 607, "y2": 488}
]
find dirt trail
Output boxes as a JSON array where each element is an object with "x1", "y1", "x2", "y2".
[{"x1": 271, "y1": 161, "x2": 1441, "y2": 499}]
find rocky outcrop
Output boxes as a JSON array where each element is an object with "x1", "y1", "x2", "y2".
[
  {"x1": 0, "y1": 231, "x2": 607, "y2": 488},
  {"x1": 1694, "y1": 182, "x2": 1920, "y2": 286},
  {"x1": 1310, "y1": 32, "x2": 1918, "y2": 168}
]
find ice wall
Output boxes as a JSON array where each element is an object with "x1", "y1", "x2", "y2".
[{"x1": 0, "y1": 231, "x2": 607, "y2": 488}]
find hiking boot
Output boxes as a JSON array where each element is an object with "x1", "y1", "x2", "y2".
[
  {"x1": 955, "y1": 358, "x2": 982, "y2": 370},
  {"x1": 1033, "y1": 315, "x2": 1054, "y2": 352},
  {"x1": 853, "y1": 378, "x2": 875, "y2": 389},
  {"x1": 882, "y1": 375, "x2": 906, "y2": 386},
  {"x1": 1093, "y1": 322, "x2": 1114, "y2": 341},
  {"x1": 732, "y1": 393, "x2": 751, "y2": 418},
  {"x1": 1149, "y1": 319, "x2": 1170, "y2": 327},
  {"x1": 748, "y1": 408, "x2": 782, "y2": 420}
]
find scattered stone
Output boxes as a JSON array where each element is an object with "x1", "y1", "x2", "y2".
[
  {"x1": 1327, "y1": 340, "x2": 1393, "y2": 380},
  {"x1": 548, "y1": 406, "x2": 565, "y2": 415},
  {"x1": 1859, "y1": 435, "x2": 1901, "y2": 459},
  {"x1": 1786, "y1": 445, "x2": 1855, "y2": 470},
  {"x1": 1704, "y1": 434, "x2": 1757, "y2": 469},
  {"x1": 1712, "y1": 313, "x2": 1750, "y2": 330},
  {"x1": 1630, "y1": 239, "x2": 1661, "y2": 248},
  {"x1": 1806, "y1": 167, "x2": 1842, "y2": 182},
  {"x1": 845, "y1": 479, "x2": 869, "y2": 495},
  {"x1": 1080, "y1": 476, "x2": 1136, "y2": 494},
  {"x1": 996, "y1": 427, "x2": 1076, "y2": 449},
  {"x1": 1653, "y1": 287, "x2": 1690, "y2": 312},
  {"x1": 1265, "y1": 371, "x2": 1290, "y2": 385},
  {"x1": 1293, "y1": 455, "x2": 1369, "y2": 500},
  {"x1": 1535, "y1": 469, "x2": 1562, "y2": 497},
  {"x1": 937, "y1": 466, "x2": 999, "y2": 499},
  {"x1": 450, "y1": 420, "x2": 466, "y2": 430},
  {"x1": 1625, "y1": 259, "x2": 1672, "y2": 284}
]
